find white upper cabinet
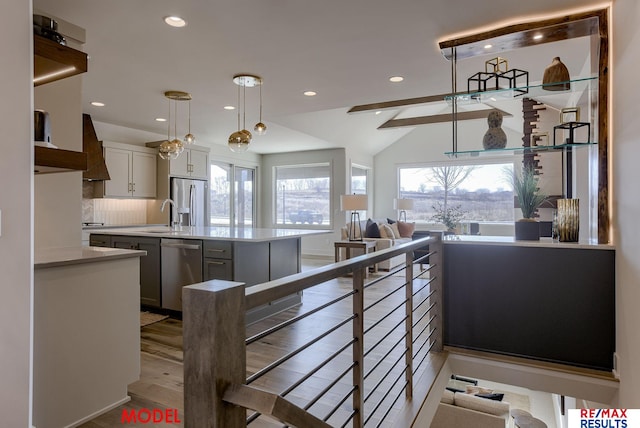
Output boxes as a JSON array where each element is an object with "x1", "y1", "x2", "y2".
[
  {"x1": 100, "y1": 142, "x2": 157, "y2": 198},
  {"x1": 168, "y1": 146, "x2": 210, "y2": 180}
]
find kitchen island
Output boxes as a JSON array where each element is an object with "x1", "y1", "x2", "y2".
[
  {"x1": 442, "y1": 235, "x2": 615, "y2": 371},
  {"x1": 34, "y1": 246, "x2": 144, "y2": 427},
  {"x1": 90, "y1": 226, "x2": 329, "y2": 322}
]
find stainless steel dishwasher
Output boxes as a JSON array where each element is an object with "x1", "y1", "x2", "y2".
[{"x1": 161, "y1": 238, "x2": 203, "y2": 311}]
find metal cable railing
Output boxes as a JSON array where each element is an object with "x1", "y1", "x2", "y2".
[{"x1": 183, "y1": 234, "x2": 444, "y2": 428}]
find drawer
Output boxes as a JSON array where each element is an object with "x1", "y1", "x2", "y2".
[
  {"x1": 89, "y1": 234, "x2": 111, "y2": 247},
  {"x1": 203, "y1": 241, "x2": 233, "y2": 260},
  {"x1": 204, "y1": 258, "x2": 233, "y2": 281}
]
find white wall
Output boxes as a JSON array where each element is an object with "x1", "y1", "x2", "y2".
[
  {"x1": 0, "y1": 0, "x2": 33, "y2": 425},
  {"x1": 612, "y1": 0, "x2": 640, "y2": 407}
]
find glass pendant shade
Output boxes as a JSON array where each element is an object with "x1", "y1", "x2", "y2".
[
  {"x1": 254, "y1": 122, "x2": 267, "y2": 135},
  {"x1": 228, "y1": 129, "x2": 252, "y2": 152}
]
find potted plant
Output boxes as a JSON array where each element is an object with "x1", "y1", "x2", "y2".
[
  {"x1": 431, "y1": 201, "x2": 466, "y2": 233},
  {"x1": 507, "y1": 165, "x2": 547, "y2": 240}
]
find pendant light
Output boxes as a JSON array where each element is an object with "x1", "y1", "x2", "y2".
[
  {"x1": 158, "y1": 91, "x2": 191, "y2": 159},
  {"x1": 228, "y1": 74, "x2": 264, "y2": 152},
  {"x1": 184, "y1": 98, "x2": 195, "y2": 144},
  {"x1": 254, "y1": 77, "x2": 267, "y2": 135}
]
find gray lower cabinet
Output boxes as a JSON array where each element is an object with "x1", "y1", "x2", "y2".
[
  {"x1": 203, "y1": 240, "x2": 233, "y2": 281},
  {"x1": 90, "y1": 234, "x2": 161, "y2": 308}
]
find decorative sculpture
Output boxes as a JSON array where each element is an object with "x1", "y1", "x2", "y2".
[{"x1": 483, "y1": 110, "x2": 507, "y2": 149}]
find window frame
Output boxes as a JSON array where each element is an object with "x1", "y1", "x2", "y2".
[{"x1": 273, "y1": 162, "x2": 333, "y2": 229}]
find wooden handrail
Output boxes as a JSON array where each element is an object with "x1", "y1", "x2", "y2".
[{"x1": 223, "y1": 384, "x2": 332, "y2": 428}]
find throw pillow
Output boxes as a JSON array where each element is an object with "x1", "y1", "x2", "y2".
[
  {"x1": 365, "y1": 219, "x2": 381, "y2": 238},
  {"x1": 379, "y1": 223, "x2": 393, "y2": 239},
  {"x1": 387, "y1": 218, "x2": 397, "y2": 224},
  {"x1": 465, "y1": 386, "x2": 494, "y2": 395},
  {"x1": 389, "y1": 222, "x2": 401, "y2": 239},
  {"x1": 397, "y1": 221, "x2": 416, "y2": 238},
  {"x1": 475, "y1": 393, "x2": 505, "y2": 402}
]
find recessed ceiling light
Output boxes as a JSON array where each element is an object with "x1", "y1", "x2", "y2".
[
  {"x1": 533, "y1": 34, "x2": 543, "y2": 40},
  {"x1": 224, "y1": 105, "x2": 235, "y2": 110},
  {"x1": 389, "y1": 76, "x2": 404, "y2": 83},
  {"x1": 155, "y1": 117, "x2": 167, "y2": 122},
  {"x1": 303, "y1": 91, "x2": 317, "y2": 97},
  {"x1": 484, "y1": 44, "x2": 493, "y2": 49},
  {"x1": 375, "y1": 111, "x2": 382, "y2": 115},
  {"x1": 164, "y1": 16, "x2": 187, "y2": 28},
  {"x1": 90, "y1": 101, "x2": 105, "y2": 107}
]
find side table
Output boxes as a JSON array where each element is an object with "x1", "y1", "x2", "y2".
[{"x1": 334, "y1": 240, "x2": 378, "y2": 277}]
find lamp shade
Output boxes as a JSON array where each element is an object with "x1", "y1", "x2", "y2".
[
  {"x1": 341, "y1": 194, "x2": 368, "y2": 211},
  {"x1": 394, "y1": 198, "x2": 414, "y2": 210}
]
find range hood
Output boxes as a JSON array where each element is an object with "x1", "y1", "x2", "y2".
[{"x1": 82, "y1": 113, "x2": 110, "y2": 181}]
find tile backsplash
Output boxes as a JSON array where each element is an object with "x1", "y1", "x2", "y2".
[{"x1": 82, "y1": 183, "x2": 148, "y2": 225}]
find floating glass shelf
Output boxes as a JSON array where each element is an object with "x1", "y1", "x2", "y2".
[
  {"x1": 444, "y1": 76, "x2": 597, "y2": 105},
  {"x1": 445, "y1": 141, "x2": 597, "y2": 158}
]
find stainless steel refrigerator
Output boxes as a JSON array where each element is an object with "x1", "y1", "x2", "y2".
[{"x1": 170, "y1": 177, "x2": 208, "y2": 227}]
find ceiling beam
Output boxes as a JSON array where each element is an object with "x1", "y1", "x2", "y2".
[
  {"x1": 347, "y1": 93, "x2": 467, "y2": 114},
  {"x1": 377, "y1": 108, "x2": 512, "y2": 129}
]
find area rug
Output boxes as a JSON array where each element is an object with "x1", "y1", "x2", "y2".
[{"x1": 140, "y1": 311, "x2": 169, "y2": 327}]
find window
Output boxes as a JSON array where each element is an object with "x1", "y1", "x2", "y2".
[
  {"x1": 398, "y1": 161, "x2": 514, "y2": 224},
  {"x1": 210, "y1": 163, "x2": 231, "y2": 225},
  {"x1": 351, "y1": 165, "x2": 368, "y2": 195},
  {"x1": 210, "y1": 162, "x2": 256, "y2": 227},
  {"x1": 275, "y1": 163, "x2": 331, "y2": 227}
]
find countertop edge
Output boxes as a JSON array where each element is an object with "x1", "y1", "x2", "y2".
[
  {"x1": 88, "y1": 226, "x2": 331, "y2": 241},
  {"x1": 442, "y1": 236, "x2": 615, "y2": 250},
  {"x1": 35, "y1": 247, "x2": 146, "y2": 269}
]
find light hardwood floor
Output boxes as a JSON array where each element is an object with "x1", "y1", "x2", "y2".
[{"x1": 81, "y1": 261, "x2": 439, "y2": 427}]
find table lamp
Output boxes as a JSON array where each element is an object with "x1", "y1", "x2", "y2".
[
  {"x1": 394, "y1": 198, "x2": 414, "y2": 222},
  {"x1": 341, "y1": 194, "x2": 368, "y2": 241}
]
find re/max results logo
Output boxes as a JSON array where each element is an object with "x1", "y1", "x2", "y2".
[{"x1": 568, "y1": 409, "x2": 640, "y2": 428}]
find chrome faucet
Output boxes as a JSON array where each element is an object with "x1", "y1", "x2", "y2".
[{"x1": 160, "y1": 198, "x2": 180, "y2": 230}]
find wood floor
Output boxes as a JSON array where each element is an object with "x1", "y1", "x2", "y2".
[{"x1": 80, "y1": 263, "x2": 440, "y2": 427}]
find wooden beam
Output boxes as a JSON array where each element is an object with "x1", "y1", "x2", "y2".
[
  {"x1": 223, "y1": 384, "x2": 331, "y2": 428},
  {"x1": 438, "y1": 10, "x2": 605, "y2": 60},
  {"x1": 378, "y1": 109, "x2": 513, "y2": 129},
  {"x1": 348, "y1": 93, "x2": 457, "y2": 114}
]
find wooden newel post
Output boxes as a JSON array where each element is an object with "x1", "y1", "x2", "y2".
[{"x1": 183, "y1": 280, "x2": 247, "y2": 428}]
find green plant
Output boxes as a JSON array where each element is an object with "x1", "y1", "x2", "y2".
[
  {"x1": 431, "y1": 201, "x2": 466, "y2": 230},
  {"x1": 507, "y1": 165, "x2": 547, "y2": 219}
]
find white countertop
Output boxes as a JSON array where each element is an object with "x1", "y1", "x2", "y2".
[
  {"x1": 443, "y1": 235, "x2": 614, "y2": 250},
  {"x1": 35, "y1": 246, "x2": 146, "y2": 269},
  {"x1": 88, "y1": 226, "x2": 331, "y2": 241}
]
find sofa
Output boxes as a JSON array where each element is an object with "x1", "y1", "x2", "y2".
[
  {"x1": 339, "y1": 219, "x2": 414, "y2": 270},
  {"x1": 430, "y1": 389, "x2": 512, "y2": 428}
]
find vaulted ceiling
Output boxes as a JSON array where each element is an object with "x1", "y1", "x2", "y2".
[{"x1": 33, "y1": 0, "x2": 604, "y2": 155}]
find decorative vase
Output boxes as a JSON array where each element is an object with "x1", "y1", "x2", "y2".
[
  {"x1": 557, "y1": 198, "x2": 579, "y2": 242},
  {"x1": 542, "y1": 57, "x2": 571, "y2": 91},
  {"x1": 482, "y1": 110, "x2": 507, "y2": 149},
  {"x1": 515, "y1": 219, "x2": 540, "y2": 241}
]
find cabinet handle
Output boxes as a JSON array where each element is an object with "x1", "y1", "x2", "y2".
[
  {"x1": 206, "y1": 249, "x2": 226, "y2": 253},
  {"x1": 206, "y1": 261, "x2": 226, "y2": 265},
  {"x1": 132, "y1": 182, "x2": 136, "y2": 192}
]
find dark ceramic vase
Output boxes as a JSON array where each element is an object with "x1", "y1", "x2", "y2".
[
  {"x1": 515, "y1": 220, "x2": 540, "y2": 241},
  {"x1": 542, "y1": 57, "x2": 571, "y2": 91}
]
